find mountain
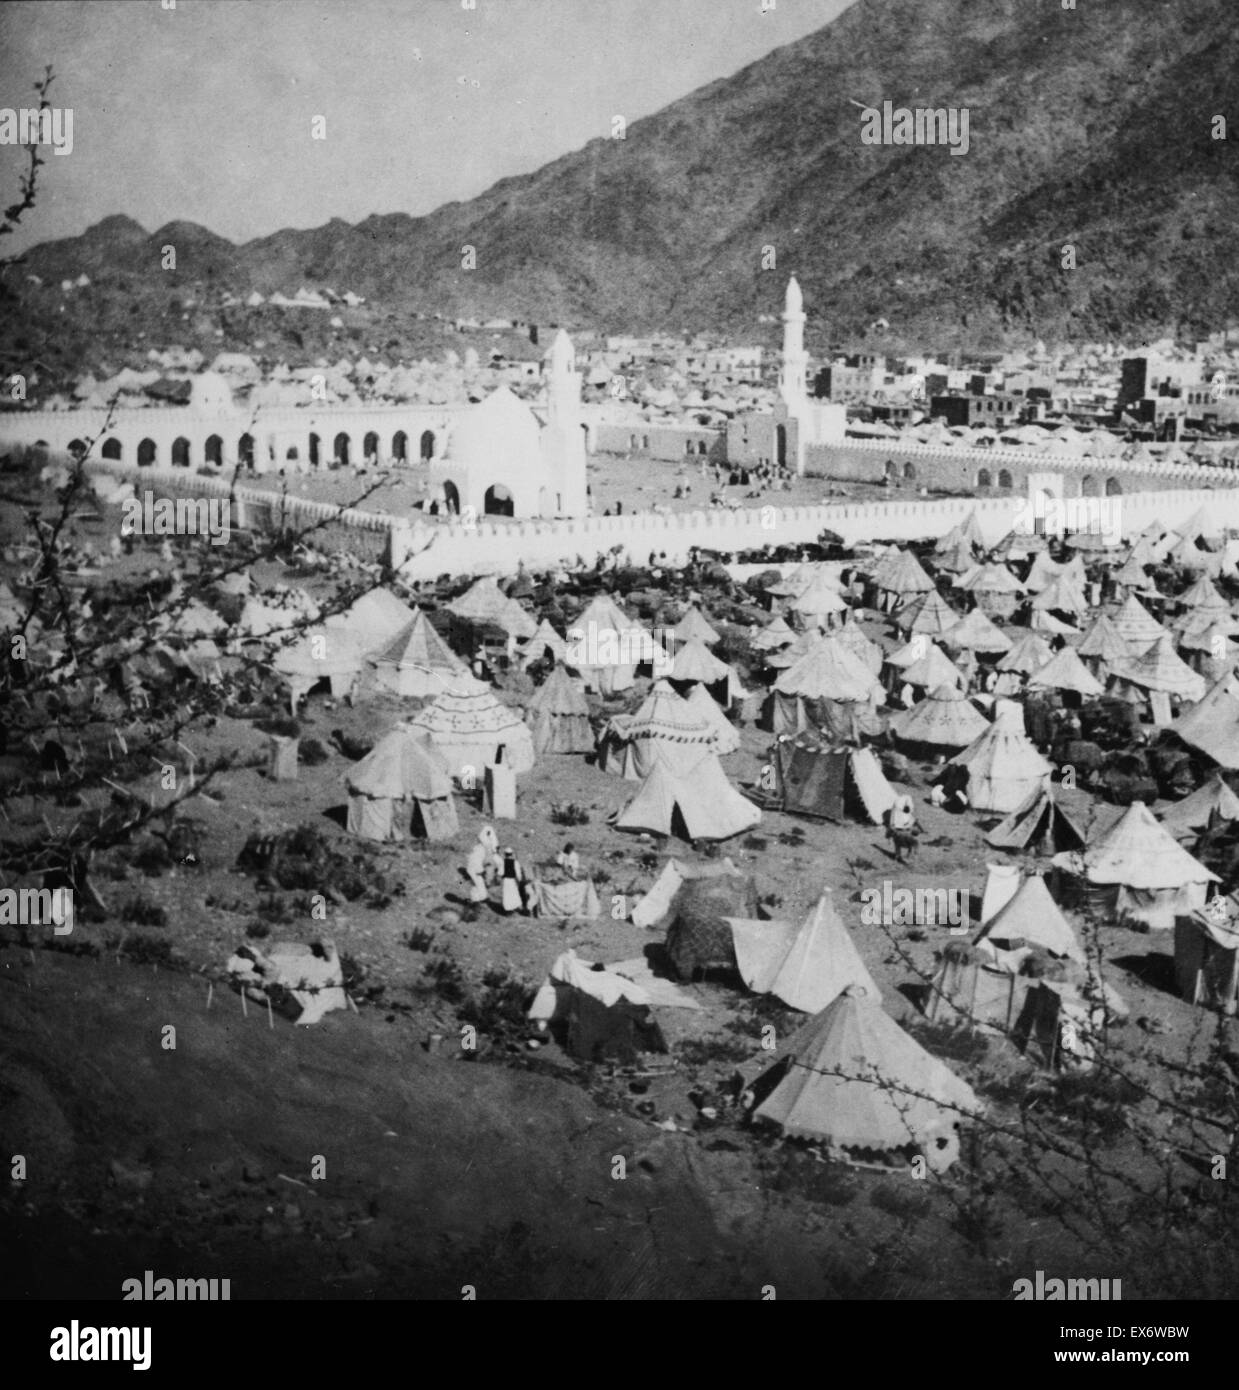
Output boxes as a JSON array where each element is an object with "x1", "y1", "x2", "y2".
[{"x1": 9, "y1": 0, "x2": 1239, "y2": 348}]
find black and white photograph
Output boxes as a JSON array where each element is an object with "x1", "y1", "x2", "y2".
[{"x1": 1, "y1": 0, "x2": 1236, "y2": 1336}]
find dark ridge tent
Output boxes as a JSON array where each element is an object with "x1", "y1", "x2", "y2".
[
  {"x1": 664, "y1": 872, "x2": 760, "y2": 979},
  {"x1": 1174, "y1": 907, "x2": 1239, "y2": 1014},
  {"x1": 565, "y1": 991, "x2": 668, "y2": 1064},
  {"x1": 769, "y1": 734, "x2": 896, "y2": 825},
  {"x1": 524, "y1": 663, "x2": 593, "y2": 754},
  {"x1": 985, "y1": 784, "x2": 1090, "y2": 855}
]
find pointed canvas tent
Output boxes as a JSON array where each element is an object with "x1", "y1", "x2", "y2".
[
  {"x1": 615, "y1": 758, "x2": 761, "y2": 842},
  {"x1": 1025, "y1": 645, "x2": 1105, "y2": 698},
  {"x1": 598, "y1": 680, "x2": 718, "y2": 780},
  {"x1": 1171, "y1": 673, "x2": 1239, "y2": 769},
  {"x1": 750, "y1": 986, "x2": 982, "y2": 1165},
  {"x1": 325, "y1": 587, "x2": 417, "y2": 656},
  {"x1": 876, "y1": 550, "x2": 935, "y2": 602},
  {"x1": 769, "y1": 734, "x2": 896, "y2": 825},
  {"x1": 345, "y1": 725, "x2": 458, "y2": 841},
  {"x1": 409, "y1": 675, "x2": 536, "y2": 777},
  {"x1": 525, "y1": 664, "x2": 593, "y2": 754},
  {"x1": 1076, "y1": 614, "x2": 1132, "y2": 676},
  {"x1": 671, "y1": 605, "x2": 720, "y2": 648},
  {"x1": 973, "y1": 874, "x2": 1085, "y2": 966},
  {"x1": 520, "y1": 618, "x2": 568, "y2": 669},
  {"x1": 751, "y1": 614, "x2": 797, "y2": 652},
  {"x1": 727, "y1": 890, "x2": 879, "y2": 1013},
  {"x1": 943, "y1": 606, "x2": 1012, "y2": 654},
  {"x1": 448, "y1": 575, "x2": 537, "y2": 638},
  {"x1": 996, "y1": 632, "x2": 1053, "y2": 676},
  {"x1": 683, "y1": 681, "x2": 741, "y2": 754},
  {"x1": 1109, "y1": 633, "x2": 1206, "y2": 704},
  {"x1": 370, "y1": 610, "x2": 468, "y2": 697},
  {"x1": 959, "y1": 563, "x2": 1023, "y2": 619},
  {"x1": 891, "y1": 684, "x2": 989, "y2": 750},
  {"x1": 1158, "y1": 773, "x2": 1239, "y2": 839},
  {"x1": 897, "y1": 587, "x2": 958, "y2": 636},
  {"x1": 670, "y1": 638, "x2": 743, "y2": 704},
  {"x1": 899, "y1": 642, "x2": 964, "y2": 693},
  {"x1": 791, "y1": 570, "x2": 849, "y2": 626},
  {"x1": 947, "y1": 714, "x2": 1053, "y2": 813},
  {"x1": 833, "y1": 620, "x2": 885, "y2": 673},
  {"x1": 1110, "y1": 594, "x2": 1167, "y2": 651},
  {"x1": 935, "y1": 510, "x2": 985, "y2": 554},
  {"x1": 566, "y1": 593, "x2": 671, "y2": 695},
  {"x1": 986, "y1": 783, "x2": 1089, "y2": 854},
  {"x1": 1082, "y1": 800, "x2": 1217, "y2": 930}
]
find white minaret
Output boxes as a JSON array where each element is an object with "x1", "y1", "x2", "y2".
[
  {"x1": 779, "y1": 275, "x2": 809, "y2": 411},
  {"x1": 541, "y1": 329, "x2": 588, "y2": 517}
]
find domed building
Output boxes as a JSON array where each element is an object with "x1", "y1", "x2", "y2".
[{"x1": 434, "y1": 330, "x2": 588, "y2": 520}]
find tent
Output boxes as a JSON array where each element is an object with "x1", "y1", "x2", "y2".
[
  {"x1": 947, "y1": 717, "x2": 1053, "y2": 813},
  {"x1": 1174, "y1": 908, "x2": 1239, "y2": 1014},
  {"x1": 325, "y1": 587, "x2": 417, "y2": 656},
  {"x1": 1171, "y1": 673, "x2": 1239, "y2": 769},
  {"x1": 996, "y1": 632, "x2": 1053, "y2": 676},
  {"x1": 833, "y1": 621, "x2": 886, "y2": 674},
  {"x1": 345, "y1": 725, "x2": 458, "y2": 841},
  {"x1": 935, "y1": 510, "x2": 985, "y2": 554},
  {"x1": 727, "y1": 889, "x2": 880, "y2": 1013},
  {"x1": 973, "y1": 874, "x2": 1086, "y2": 967},
  {"x1": 943, "y1": 606, "x2": 1012, "y2": 654},
  {"x1": 683, "y1": 680, "x2": 741, "y2": 754},
  {"x1": 1075, "y1": 614, "x2": 1132, "y2": 676},
  {"x1": 958, "y1": 563, "x2": 1023, "y2": 619},
  {"x1": 448, "y1": 575, "x2": 537, "y2": 638},
  {"x1": 670, "y1": 638, "x2": 742, "y2": 704},
  {"x1": 1108, "y1": 633, "x2": 1207, "y2": 704},
  {"x1": 409, "y1": 675, "x2": 536, "y2": 778},
  {"x1": 566, "y1": 593, "x2": 671, "y2": 695},
  {"x1": 985, "y1": 783, "x2": 1089, "y2": 854},
  {"x1": 630, "y1": 857, "x2": 744, "y2": 931},
  {"x1": 751, "y1": 614, "x2": 797, "y2": 652},
  {"x1": 769, "y1": 634, "x2": 884, "y2": 737},
  {"x1": 369, "y1": 609, "x2": 468, "y2": 698},
  {"x1": 1081, "y1": 800, "x2": 1217, "y2": 930},
  {"x1": 898, "y1": 642, "x2": 964, "y2": 693},
  {"x1": 598, "y1": 680, "x2": 718, "y2": 780},
  {"x1": 272, "y1": 626, "x2": 366, "y2": 713},
  {"x1": 790, "y1": 570, "x2": 849, "y2": 626},
  {"x1": 1025, "y1": 645, "x2": 1105, "y2": 698},
  {"x1": 615, "y1": 758, "x2": 761, "y2": 842},
  {"x1": 671, "y1": 605, "x2": 720, "y2": 648},
  {"x1": 1158, "y1": 773, "x2": 1239, "y2": 839},
  {"x1": 662, "y1": 869, "x2": 760, "y2": 976},
  {"x1": 519, "y1": 618, "x2": 569, "y2": 669},
  {"x1": 897, "y1": 588, "x2": 959, "y2": 636},
  {"x1": 1110, "y1": 594, "x2": 1167, "y2": 651},
  {"x1": 525, "y1": 664, "x2": 593, "y2": 754},
  {"x1": 768, "y1": 733, "x2": 896, "y2": 825},
  {"x1": 891, "y1": 684, "x2": 990, "y2": 750},
  {"x1": 750, "y1": 986, "x2": 982, "y2": 1167},
  {"x1": 874, "y1": 550, "x2": 935, "y2": 602}
]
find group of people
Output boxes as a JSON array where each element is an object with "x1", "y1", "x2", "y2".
[{"x1": 461, "y1": 826, "x2": 583, "y2": 915}]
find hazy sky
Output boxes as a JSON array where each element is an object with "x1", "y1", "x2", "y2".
[{"x1": 0, "y1": 0, "x2": 855, "y2": 253}]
